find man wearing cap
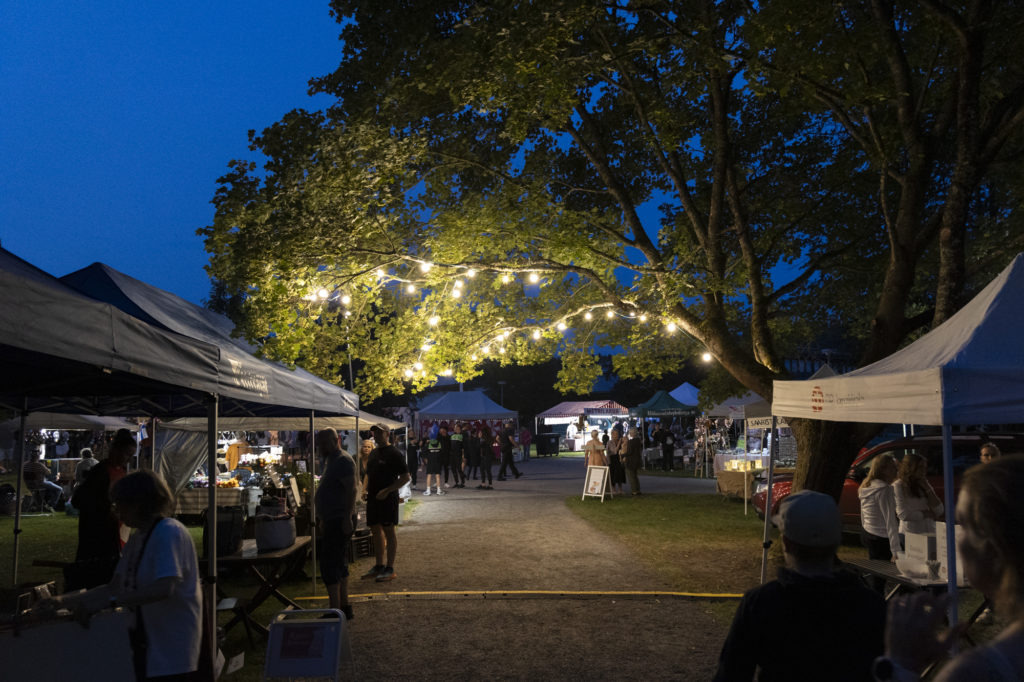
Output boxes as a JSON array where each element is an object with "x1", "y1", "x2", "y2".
[
  {"x1": 713, "y1": 490, "x2": 886, "y2": 681},
  {"x1": 360, "y1": 424, "x2": 411, "y2": 583}
]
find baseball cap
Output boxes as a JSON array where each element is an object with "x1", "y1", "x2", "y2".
[
  {"x1": 370, "y1": 423, "x2": 390, "y2": 435},
  {"x1": 774, "y1": 490, "x2": 841, "y2": 547}
]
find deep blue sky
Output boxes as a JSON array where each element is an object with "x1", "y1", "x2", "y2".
[{"x1": 1, "y1": 1, "x2": 341, "y2": 304}]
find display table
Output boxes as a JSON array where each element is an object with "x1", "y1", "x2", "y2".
[
  {"x1": 175, "y1": 487, "x2": 253, "y2": 516},
  {"x1": 1, "y1": 609, "x2": 135, "y2": 680},
  {"x1": 216, "y1": 537, "x2": 312, "y2": 639},
  {"x1": 713, "y1": 452, "x2": 770, "y2": 474},
  {"x1": 716, "y1": 470, "x2": 756, "y2": 500}
]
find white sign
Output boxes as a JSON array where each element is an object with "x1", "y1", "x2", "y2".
[{"x1": 582, "y1": 466, "x2": 610, "y2": 502}]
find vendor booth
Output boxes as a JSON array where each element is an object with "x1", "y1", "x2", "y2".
[
  {"x1": 534, "y1": 400, "x2": 629, "y2": 451},
  {"x1": 772, "y1": 253, "x2": 1024, "y2": 629},
  {"x1": 630, "y1": 391, "x2": 696, "y2": 467},
  {"x1": 415, "y1": 390, "x2": 520, "y2": 456}
]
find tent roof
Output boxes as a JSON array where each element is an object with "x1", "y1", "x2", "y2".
[
  {"x1": 61, "y1": 262, "x2": 358, "y2": 418},
  {"x1": 416, "y1": 390, "x2": 516, "y2": 420},
  {"x1": 630, "y1": 390, "x2": 696, "y2": 417},
  {"x1": 669, "y1": 382, "x2": 700, "y2": 406},
  {"x1": 0, "y1": 248, "x2": 228, "y2": 417},
  {"x1": 773, "y1": 254, "x2": 1024, "y2": 425},
  {"x1": 536, "y1": 400, "x2": 629, "y2": 419},
  {"x1": 159, "y1": 410, "x2": 404, "y2": 433},
  {"x1": 706, "y1": 392, "x2": 767, "y2": 419}
]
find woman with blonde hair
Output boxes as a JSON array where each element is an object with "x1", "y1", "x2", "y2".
[
  {"x1": 858, "y1": 453, "x2": 901, "y2": 562},
  {"x1": 583, "y1": 429, "x2": 606, "y2": 469},
  {"x1": 893, "y1": 453, "x2": 943, "y2": 535},
  {"x1": 879, "y1": 455, "x2": 1024, "y2": 680}
]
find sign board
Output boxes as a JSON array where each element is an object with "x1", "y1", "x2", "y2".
[
  {"x1": 582, "y1": 466, "x2": 610, "y2": 502},
  {"x1": 264, "y1": 610, "x2": 352, "y2": 681},
  {"x1": 747, "y1": 416, "x2": 788, "y2": 429},
  {"x1": 288, "y1": 476, "x2": 303, "y2": 508}
]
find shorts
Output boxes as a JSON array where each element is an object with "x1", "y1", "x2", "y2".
[
  {"x1": 366, "y1": 495, "x2": 400, "y2": 527},
  {"x1": 425, "y1": 452, "x2": 442, "y2": 475},
  {"x1": 318, "y1": 517, "x2": 352, "y2": 585}
]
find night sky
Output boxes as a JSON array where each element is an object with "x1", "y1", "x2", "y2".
[{"x1": 2, "y1": 1, "x2": 342, "y2": 304}]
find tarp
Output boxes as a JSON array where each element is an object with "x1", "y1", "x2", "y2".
[
  {"x1": 772, "y1": 255, "x2": 1024, "y2": 425},
  {"x1": 536, "y1": 400, "x2": 629, "y2": 421},
  {"x1": 706, "y1": 393, "x2": 767, "y2": 419},
  {"x1": 417, "y1": 390, "x2": 516, "y2": 420},
  {"x1": 0, "y1": 413, "x2": 139, "y2": 432},
  {"x1": 60, "y1": 262, "x2": 359, "y2": 418},
  {"x1": 629, "y1": 390, "x2": 697, "y2": 418},
  {"x1": 669, "y1": 382, "x2": 700, "y2": 406}
]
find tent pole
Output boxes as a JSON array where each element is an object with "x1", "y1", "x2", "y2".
[
  {"x1": 309, "y1": 411, "x2": 317, "y2": 598},
  {"x1": 759, "y1": 416, "x2": 778, "y2": 584},
  {"x1": 941, "y1": 424, "x2": 959, "y2": 639},
  {"x1": 203, "y1": 394, "x2": 219, "y2": 681},
  {"x1": 11, "y1": 399, "x2": 27, "y2": 587}
]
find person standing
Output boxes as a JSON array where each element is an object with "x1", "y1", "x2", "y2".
[
  {"x1": 655, "y1": 423, "x2": 675, "y2": 471},
  {"x1": 893, "y1": 453, "x2": 943, "y2": 536},
  {"x1": 449, "y1": 424, "x2": 466, "y2": 488},
  {"x1": 606, "y1": 427, "x2": 627, "y2": 495},
  {"x1": 497, "y1": 427, "x2": 522, "y2": 481},
  {"x1": 858, "y1": 454, "x2": 901, "y2": 562},
  {"x1": 70, "y1": 429, "x2": 133, "y2": 589},
  {"x1": 624, "y1": 427, "x2": 644, "y2": 496},
  {"x1": 714, "y1": 491, "x2": 886, "y2": 681},
  {"x1": 583, "y1": 430, "x2": 606, "y2": 469},
  {"x1": 465, "y1": 428, "x2": 482, "y2": 483},
  {"x1": 478, "y1": 426, "x2": 495, "y2": 490},
  {"x1": 406, "y1": 436, "x2": 420, "y2": 491},
  {"x1": 979, "y1": 441, "x2": 1001, "y2": 464},
  {"x1": 422, "y1": 433, "x2": 444, "y2": 496},
  {"x1": 361, "y1": 424, "x2": 411, "y2": 582},
  {"x1": 74, "y1": 447, "x2": 99, "y2": 489},
  {"x1": 438, "y1": 425, "x2": 453, "y2": 489},
  {"x1": 314, "y1": 428, "x2": 357, "y2": 620}
]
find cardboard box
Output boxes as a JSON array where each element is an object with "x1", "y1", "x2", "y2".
[
  {"x1": 934, "y1": 521, "x2": 968, "y2": 585},
  {"x1": 904, "y1": 532, "x2": 936, "y2": 562}
]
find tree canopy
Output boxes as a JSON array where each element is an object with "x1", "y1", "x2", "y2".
[{"x1": 203, "y1": 0, "x2": 1024, "y2": 492}]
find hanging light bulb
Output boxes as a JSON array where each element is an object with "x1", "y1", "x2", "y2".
[
  {"x1": 452, "y1": 289, "x2": 462, "y2": 299},
  {"x1": 584, "y1": 311, "x2": 593, "y2": 321},
  {"x1": 317, "y1": 288, "x2": 329, "y2": 299},
  {"x1": 419, "y1": 262, "x2": 432, "y2": 273},
  {"x1": 502, "y1": 330, "x2": 511, "y2": 338},
  {"x1": 629, "y1": 311, "x2": 636, "y2": 318},
  {"x1": 471, "y1": 354, "x2": 478, "y2": 361},
  {"x1": 557, "y1": 322, "x2": 567, "y2": 331},
  {"x1": 499, "y1": 347, "x2": 506, "y2": 354},
  {"x1": 376, "y1": 268, "x2": 385, "y2": 278},
  {"x1": 666, "y1": 321, "x2": 677, "y2": 333},
  {"x1": 639, "y1": 314, "x2": 648, "y2": 323},
  {"x1": 404, "y1": 368, "x2": 414, "y2": 378},
  {"x1": 606, "y1": 310, "x2": 615, "y2": 319},
  {"x1": 428, "y1": 315, "x2": 440, "y2": 326},
  {"x1": 454, "y1": 280, "x2": 464, "y2": 289},
  {"x1": 414, "y1": 361, "x2": 423, "y2": 371},
  {"x1": 482, "y1": 345, "x2": 490, "y2": 354},
  {"x1": 421, "y1": 342, "x2": 432, "y2": 351},
  {"x1": 501, "y1": 274, "x2": 511, "y2": 284},
  {"x1": 528, "y1": 272, "x2": 539, "y2": 284},
  {"x1": 532, "y1": 330, "x2": 541, "y2": 340},
  {"x1": 702, "y1": 352, "x2": 713, "y2": 363},
  {"x1": 466, "y1": 269, "x2": 477, "y2": 278},
  {"x1": 406, "y1": 284, "x2": 416, "y2": 294},
  {"x1": 340, "y1": 294, "x2": 351, "y2": 306}
]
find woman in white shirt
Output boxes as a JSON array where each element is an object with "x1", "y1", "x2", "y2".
[
  {"x1": 858, "y1": 453, "x2": 901, "y2": 560},
  {"x1": 583, "y1": 430, "x2": 606, "y2": 468},
  {"x1": 893, "y1": 453, "x2": 943, "y2": 535}
]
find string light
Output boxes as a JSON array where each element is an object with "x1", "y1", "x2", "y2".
[
  {"x1": 419, "y1": 262, "x2": 432, "y2": 273},
  {"x1": 466, "y1": 269, "x2": 477, "y2": 278},
  {"x1": 557, "y1": 322, "x2": 567, "y2": 331},
  {"x1": 340, "y1": 294, "x2": 351, "y2": 305},
  {"x1": 482, "y1": 345, "x2": 490, "y2": 354},
  {"x1": 414, "y1": 361, "x2": 424, "y2": 371},
  {"x1": 452, "y1": 289, "x2": 462, "y2": 299},
  {"x1": 639, "y1": 314, "x2": 648, "y2": 322},
  {"x1": 404, "y1": 369, "x2": 414, "y2": 378},
  {"x1": 532, "y1": 330, "x2": 541, "y2": 340},
  {"x1": 584, "y1": 312, "x2": 593, "y2": 321},
  {"x1": 471, "y1": 354, "x2": 478, "y2": 361},
  {"x1": 528, "y1": 272, "x2": 539, "y2": 284},
  {"x1": 406, "y1": 284, "x2": 416, "y2": 294},
  {"x1": 421, "y1": 342, "x2": 432, "y2": 351},
  {"x1": 499, "y1": 347, "x2": 506, "y2": 354},
  {"x1": 501, "y1": 274, "x2": 511, "y2": 284},
  {"x1": 605, "y1": 310, "x2": 615, "y2": 319},
  {"x1": 502, "y1": 330, "x2": 511, "y2": 338},
  {"x1": 317, "y1": 288, "x2": 329, "y2": 299},
  {"x1": 428, "y1": 315, "x2": 440, "y2": 326},
  {"x1": 376, "y1": 268, "x2": 385, "y2": 278},
  {"x1": 666, "y1": 321, "x2": 677, "y2": 333},
  {"x1": 454, "y1": 280, "x2": 464, "y2": 289},
  {"x1": 702, "y1": 352, "x2": 713, "y2": 362}
]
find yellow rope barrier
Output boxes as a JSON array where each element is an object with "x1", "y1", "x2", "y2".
[{"x1": 295, "y1": 589, "x2": 743, "y2": 601}]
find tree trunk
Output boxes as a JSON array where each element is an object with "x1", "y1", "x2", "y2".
[{"x1": 790, "y1": 419, "x2": 883, "y2": 498}]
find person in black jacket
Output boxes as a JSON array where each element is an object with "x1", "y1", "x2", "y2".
[
  {"x1": 714, "y1": 491, "x2": 885, "y2": 681},
  {"x1": 449, "y1": 423, "x2": 466, "y2": 488},
  {"x1": 497, "y1": 427, "x2": 522, "y2": 481}
]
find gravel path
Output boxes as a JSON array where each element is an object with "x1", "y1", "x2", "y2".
[{"x1": 343, "y1": 456, "x2": 731, "y2": 680}]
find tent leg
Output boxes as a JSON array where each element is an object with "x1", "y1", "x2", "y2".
[
  {"x1": 203, "y1": 395, "x2": 219, "y2": 681},
  {"x1": 11, "y1": 400, "x2": 28, "y2": 587},
  {"x1": 941, "y1": 425, "x2": 959, "y2": 643},
  {"x1": 759, "y1": 417, "x2": 778, "y2": 584},
  {"x1": 309, "y1": 411, "x2": 317, "y2": 598}
]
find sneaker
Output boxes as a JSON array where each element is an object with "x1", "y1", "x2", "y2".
[
  {"x1": 443, "y1": 483, "x2": 450, "y2": 489},
  {"x1": 423, "y1": 488, "x2": 431, "y2": 496},
  {"x1": 436, "y1": 488, "x2": 446, "y2": 495},
  {"x1": 361, "y1": 564, "x2": 385, "y2": 580},
  {"x1": 375, "y1": 567, "x2": 396, "y2": 582},
  {"x1": 514, "y1": 472, "x2": 522, "y2": 479},
  {"x1": 977, "y1": 607, "x2": 995, "y2": 625}
]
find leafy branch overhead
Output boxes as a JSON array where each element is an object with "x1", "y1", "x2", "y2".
[{"x1": 202, "y1": 0, "x2": 1024, "y2": 418}]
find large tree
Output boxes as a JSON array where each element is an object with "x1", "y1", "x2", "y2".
[{"x1": 203, "y1": 0, "x2": 1024, "y2": 497}]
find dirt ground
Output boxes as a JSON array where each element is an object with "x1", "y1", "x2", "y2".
[{"x1": 341, "y1": 457, "x2": 732, "y2": 680}]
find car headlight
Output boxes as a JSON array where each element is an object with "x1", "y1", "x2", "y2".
[{"x1": 754, "y1": 482, "x2": 768, "y2": 495}]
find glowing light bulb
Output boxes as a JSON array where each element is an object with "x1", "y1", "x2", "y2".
[
  {"x1": 376, "y1": 268, "x2": 385, "y2": 278},
  {"x1": 702, "y1": 352, "x2": 713, "y2": 363},
  {"x1": 639, "y1": 314, "x2": 648, "y2": 322},
  {"x1": 442, "y1": 368, "x2": 453, "y2": 376},
  {"x1": 584, "y1": 312, "x2": 593, "y2": 321},
  {"x1": 471, "y1": 354, "x2": 478, "y2": 361},
  {"x1": 404, "y1": 369, "x2": 414, "y2": 378},
  {"x1": 414, "y1": 361, "x2": 423, "y2": 371},
  {"x1": 629, "y1": 312, "x2": 636, "y2": 318},
  {"x1": 419, "y1": 262, "x2": 432, "y2": 273},
  {"x1": 344, "y1": 311, "x2": 352, "y2": 318},
  {"x1": 454, "y1": 280, "x2": 463, "y2": 288},
  {"x1": 340, "y1": 294, "x2": 351, "y2": 305},
  {"x1": 406, "y1": 284, "x2": 416, "y2": 294},
  {"x1": 421, "y1": 342, "x2": 432, "y2": 351},
  {"x1": 532, "y1": 330, "x2": 541, "y2": 340},
  {"x1": 317, "y1": 289, "x2": 329, "y2": 299},
  {"x1": 428, "y1": 315, "x2": 440, "y2": 326},
  {"x1": 528, "y1": 272, "x2": 539, "y2": 283},
  {"x1": 502, "y1": 330, "x2": 511, "y2": 338},
  {"x1": 452, "y1": 289, "x2": 462, "y2": 299},
  {"x1": 666, "y1": 322, "x2": 677, "y2": 333},
  {"x1": 606, "y1": 310, "x2": 615, "y2": 319},
  {"x1": 466, "y1": 269, "x2": 477, "y2": 278},
  {"x1": 557, "y1": 322, "x2": 567, "y2": 331},
  {"x1": 499, "y1": 347, "x2": 506, "y2": 354},
  {"x1": 482, "y1": 346, "x2": 490, "y2": 354},
  {"x1": 501, "y1": 274, "x2": 511, "y2": 284}
]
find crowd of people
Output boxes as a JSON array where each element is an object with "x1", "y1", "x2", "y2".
[{"x1": 400, "y1": 424, "x2": 525, "y2": 495}]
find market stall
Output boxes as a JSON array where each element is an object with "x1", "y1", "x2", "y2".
[
  {"x1": 415, "y1": 390, "x2": 521, "y2": 457},
  {"x1": 534, "y1": 400, "x2": 630, "y2": 451}
]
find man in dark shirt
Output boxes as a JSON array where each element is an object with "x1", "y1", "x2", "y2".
[
  {"x1": 449, "y1": 423, "x2": 466, "y2": 488},
  {"x1": 360, "y1": 424, "x2": 411, "y2": 583},
  {"x1": 714, "y1": 490, "x2": 885, "y2": 682}
]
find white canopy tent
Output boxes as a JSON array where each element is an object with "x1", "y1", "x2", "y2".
[
  {"x1": 773, "y1": 253, "x2": 1024, "y2": 628},
  {"x1": 0, "y1": 413, "x2": 139, "y2": 432}
]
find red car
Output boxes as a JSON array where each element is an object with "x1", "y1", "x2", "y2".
[{"x1": 752, "y1": 433, "x2": 1024, "y2": 532}]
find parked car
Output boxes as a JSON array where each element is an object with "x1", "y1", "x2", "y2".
[{"x1": 751, "y1": 433, "x2": 1024, "y2": 532}]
